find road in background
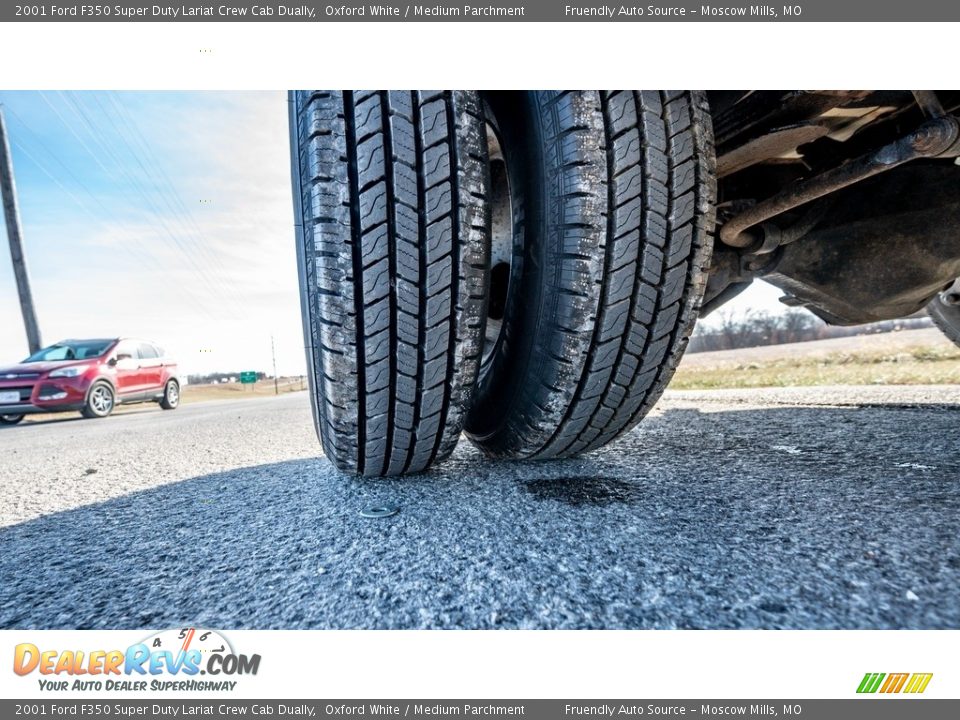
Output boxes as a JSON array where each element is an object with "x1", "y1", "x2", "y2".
[{"x1": 1, "y1": 388, "x2": 958, "y2": 629}]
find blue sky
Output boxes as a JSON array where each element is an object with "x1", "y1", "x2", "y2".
[{"x1": 0, "y1": 91, "x2": 305, "y2": 376}]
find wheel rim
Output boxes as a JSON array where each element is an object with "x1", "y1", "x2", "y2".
[
  {"x1": 482, "y1": 123, "x2": 514, "y2": 371},
  {"x1": 940, "y1": 277, "x2": 960, "y2": 307},
  {"x1": 91, "y1": 385, "x2": 113, "y2": 414},
  {"x1": 167, "y1": 382, "x2": 179, "y2": 405}
]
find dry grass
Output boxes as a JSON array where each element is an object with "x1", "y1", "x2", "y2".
[
  {"x1": 180, "y1": 378, "x2": 306, "y2": 403},
  {"x1": 673, "y1": 342, "x2": 960, "y2": 390}
]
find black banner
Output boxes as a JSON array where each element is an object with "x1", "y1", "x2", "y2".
[
  {"x1": 3, "y1": 1, "x2": 958, "y2": 22},
  {"x1": 2, "y1": 700, "x2": 959, "y2": 719}
]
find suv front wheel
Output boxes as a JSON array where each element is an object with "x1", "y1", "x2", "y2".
[{"x1": 82, "y1": 381, "x2": 115, "y2": 419}]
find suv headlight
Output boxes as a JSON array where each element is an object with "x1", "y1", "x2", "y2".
[{"x1": 48, "y1": 365, "x2": 88, "y2": 378}]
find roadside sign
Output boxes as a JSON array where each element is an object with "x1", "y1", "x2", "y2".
[{"x1": 239, "y1": 371, "x2": 257, "y2": 384}]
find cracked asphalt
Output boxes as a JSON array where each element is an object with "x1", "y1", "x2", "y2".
[{"x1": 1, "y1": 386, "x2": 958, "y2": 629}]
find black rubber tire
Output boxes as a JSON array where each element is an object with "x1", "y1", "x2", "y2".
[
  {"x1": 159, "y1": 379, "x2": 180, "y2": 410},
  {"x1": 928, "y1": 293, "x2": 960, "y2": 348},
  {"x1": 466, "y1": 90, "x2": 716, "y2": 459},
  {"x1": 291, "y1": 90, "x2": 489, "y2": 477},
  {"x1": 81, "y1": 380, "x2": 115, "y2": 419},
  {"x1": 0, "y1": 414, "x2": 24, "y2": 425}
]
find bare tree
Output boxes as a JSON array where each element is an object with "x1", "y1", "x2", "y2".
[{"x1": 689, "y1": 307, "x2": 932, "y2": 353}]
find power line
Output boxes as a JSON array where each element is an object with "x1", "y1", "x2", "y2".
[
  {"x1": 85, "y1": 92, "x2": 256, "y2": 313},
  {"x1": 105, "y1": 91, "x2": 293, "y2": 263},
  {"x1": 55, "y1": 92, "x2": 247, "y2": 317},
  {"x1": 3, "y1": 106, "x2": 163, "y2": 276},
  {"x1": 5, "y1": 95, "x2": 228, "y2": 326}
]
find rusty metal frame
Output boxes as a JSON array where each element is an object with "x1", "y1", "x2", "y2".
[{"x1": 719, "y1": 114, "x2": 960, "y2": 248}]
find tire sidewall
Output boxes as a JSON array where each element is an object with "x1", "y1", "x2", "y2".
[
  {"x1": 161, "y1": 379, "x2": 180, "y2": 409},
  {"x1": 0, "y1": 414, "x2": 24, "y2": 425},
  {"x1": 929, "y1": 294, "x2": 960, "y2": 347},
  {"x1": 84, "y1": 381, "x2": 115, "y2": 418}
]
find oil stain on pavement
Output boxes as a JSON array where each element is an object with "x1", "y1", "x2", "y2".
[{"x1": 524, "y1": 476, "x2": 640, "y2": 506}]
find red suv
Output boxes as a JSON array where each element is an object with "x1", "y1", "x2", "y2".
[{"x1": 0, "y1": 338, "x2": 180, "y2": 425}]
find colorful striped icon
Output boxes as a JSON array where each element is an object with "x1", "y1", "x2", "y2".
[{"x1": 857, "y1": 672, "x2": 933, "y2": 694}]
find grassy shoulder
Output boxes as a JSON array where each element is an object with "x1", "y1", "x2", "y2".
[
  {"x1": 180, "y1": 378, "x2": 306, "y2": 403},
  {"x1": 673, "y1": 329, "x2": 960, "y2": 390}
]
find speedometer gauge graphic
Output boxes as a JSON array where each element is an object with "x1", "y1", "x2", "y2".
[{"x1": 141, "y1": 627, "x2": 234, "y2": 658}]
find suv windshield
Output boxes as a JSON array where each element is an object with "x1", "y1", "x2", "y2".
[{"x1": 23, "y1": 340, "x2": 114, "y2": 363}]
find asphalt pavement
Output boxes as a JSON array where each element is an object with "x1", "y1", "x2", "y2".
[{"x1": 1, "y1": 386, "x2": 958, "y2": 629}]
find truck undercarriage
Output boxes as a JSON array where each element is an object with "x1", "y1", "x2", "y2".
[{"x1": 705, "y1": 90, "x2": 960, "y2": 326}]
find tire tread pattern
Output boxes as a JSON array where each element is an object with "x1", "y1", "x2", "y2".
[
  {"x1": 294, "y1": 90, "x2": 488, "y2": 476},
  {"x1": 470, "y1": 90, "x2": 715, "y2": 458}
]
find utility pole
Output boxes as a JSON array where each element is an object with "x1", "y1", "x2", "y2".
[
  {"x1": 0, "y1": 106, "x2": 42, "y2": 354},
  {"x1": 271, "y1": 335, "x2": 279, "y2": 395}
]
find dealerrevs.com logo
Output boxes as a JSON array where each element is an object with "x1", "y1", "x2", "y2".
[
  {"x1": 857, "y1": 672, "x2": 933, "y2": 694},
  {"x1": 13, "y1": 628, "x2": 261, "y2": 692}
]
